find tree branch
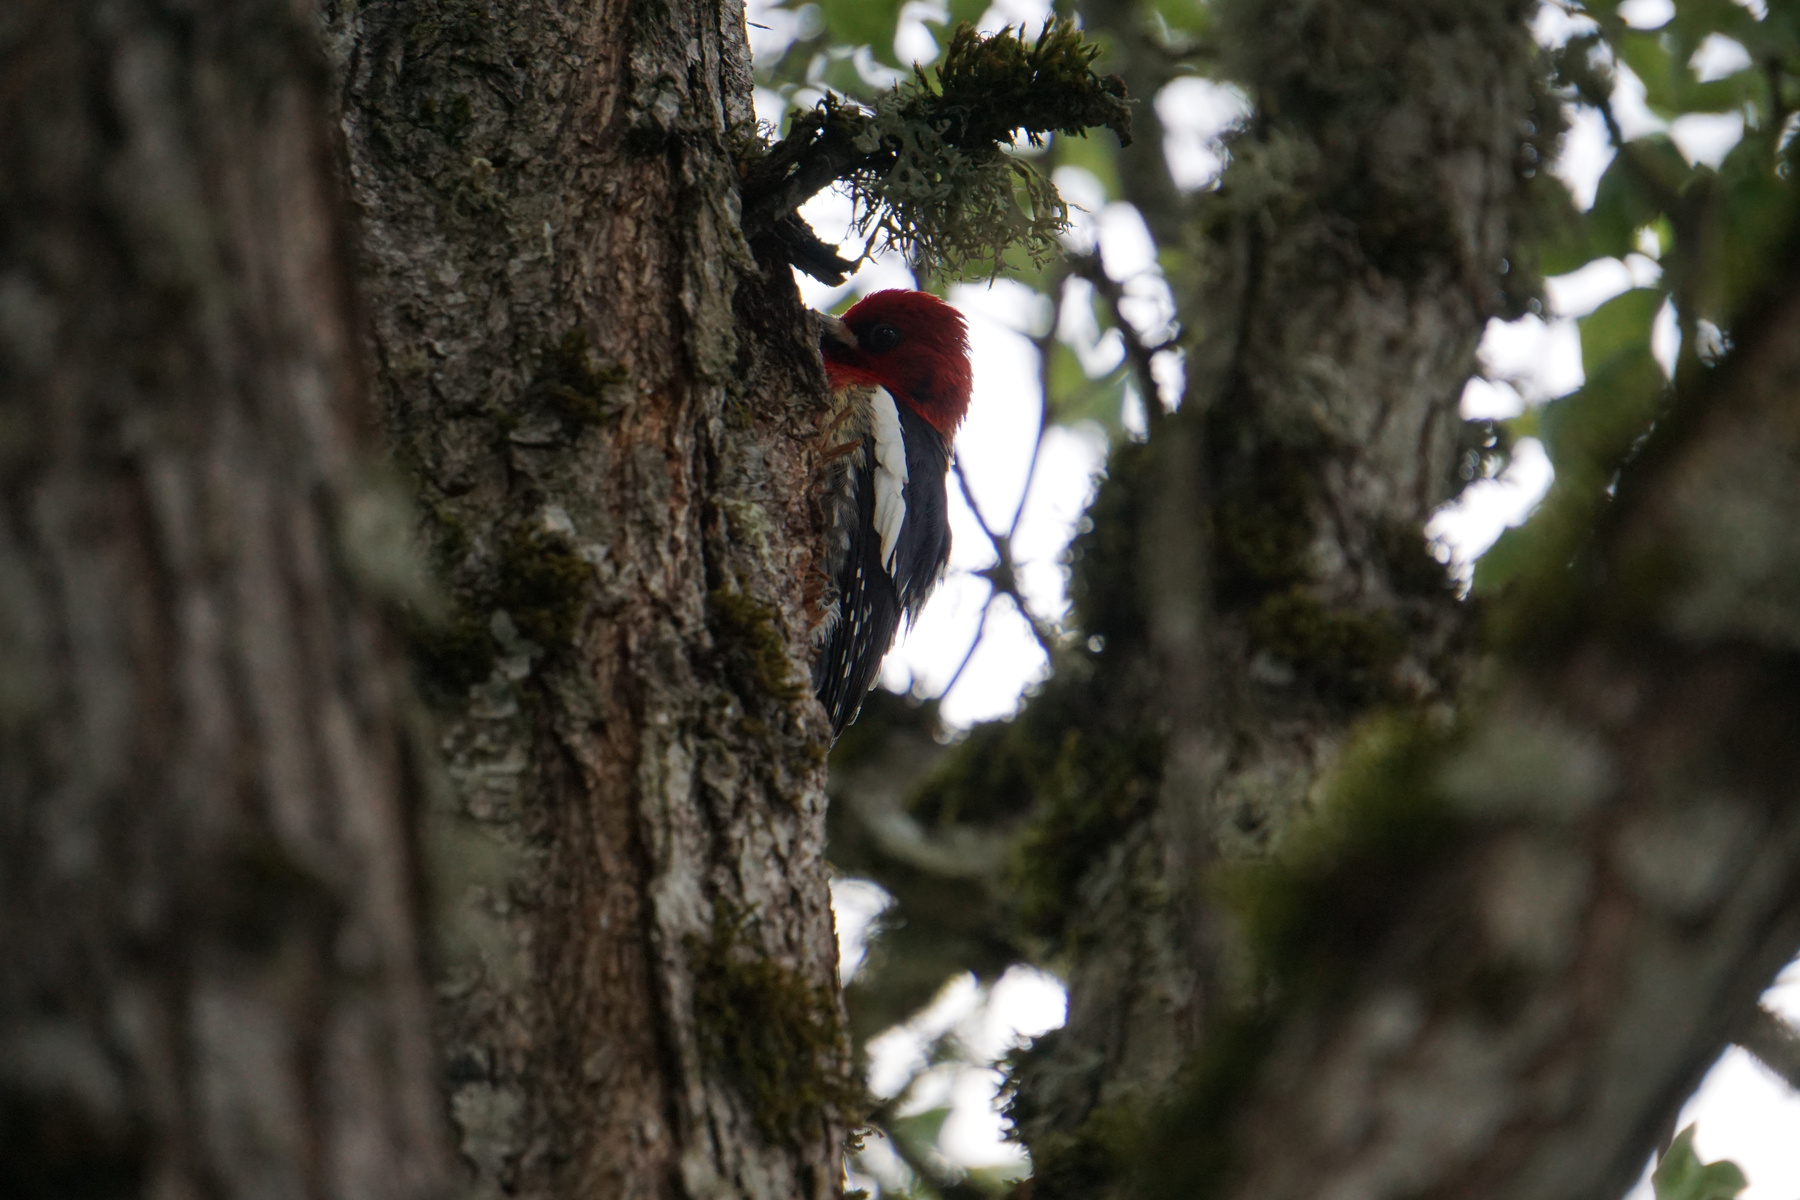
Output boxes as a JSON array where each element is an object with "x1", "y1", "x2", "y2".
[
  {"x1": 1736, "y1": 1004, "x2": 1800, "y2": 1092},
  {"x1": 1070, "y1": 251, "x2": 1176, "y2": 437},
  {"x1": 1153, "y1": 221, "x2": 1800, "y2": 1200},
  {"x1": 740, "y1": 22, "x2": 1131, "y2": 280}
]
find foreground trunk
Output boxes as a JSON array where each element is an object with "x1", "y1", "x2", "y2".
[
  {"x1": 0, "y1": 3, "x2": 445, "y2": 1195},
  {"x1": 322, "y1": 1, "x2": 850, "y2": 1193}
]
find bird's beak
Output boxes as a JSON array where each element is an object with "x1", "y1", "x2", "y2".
[{"x1": 816, "y1": 310, "x2": 859, "y2": 353}]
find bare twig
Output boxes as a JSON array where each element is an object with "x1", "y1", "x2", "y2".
[
  {"x1": 935, "y1": 261, "x2": 1085, "y2": 704},
  {"x1": 952, "y1": 460, "x2": 1057, "y2": 657},
  {"x1": 1736, "y1": 1003, "x2": 1800, "y2": 1092},
  {"x1": 1070, "y1": 251, "x2": 1176, "y2": 436},
  {"x1": 938, "y1": 592, "x2": 996, "y2": 699}
]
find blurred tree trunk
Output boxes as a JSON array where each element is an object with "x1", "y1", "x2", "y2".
[
  {"x1": 320, "y1": 1, "x2": 848, "y2": 1197},
  {"x1": 827, "y1": 2, "x2": 1800, "y2": 1199},
  {"x1": 1015, "y1": 0, "x2": 1539, "y2": 1141},
  {"x1": 0, "y1": 2, "x2": 446, "y2": 1196}
]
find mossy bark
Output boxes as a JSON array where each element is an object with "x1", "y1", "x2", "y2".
[
  {"x1": 1156, "y1": 239, "x2": 1800, "y2": 1200},
  {"x1": 321, "y1": 1, "x2": 848, "y2": 1195},
  {"x1": 0, "y1": 2, "x2": 446, "y2": 1195},
  {"x1": 1007, "y1": 4, "x2": 1548, "y2": 1174}
]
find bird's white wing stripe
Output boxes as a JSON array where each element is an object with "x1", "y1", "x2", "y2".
[{"x1": 869, "y1": 386, "x2": 909, "y2": 576}]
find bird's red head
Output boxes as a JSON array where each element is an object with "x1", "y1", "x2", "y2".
[{"x1": 820, "y1": 290, "x2": 973, "y2": 437}]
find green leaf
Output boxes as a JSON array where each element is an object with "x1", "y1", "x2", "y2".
[
  {"x1": 930, "y1": 0, "x2": 990, "y2": 33},
  {"x1": 887, "y1": 1105, "x2": 953, "y2": 1155},
  {"x1": 1711, "y1": 144, "x2": 1799, "y2": 319},
  {"x1": 1054, "y1": 129, "x2": 1123, "y2": 200},
  {"x1": 819, "y1": 0, "x2": 905, "y2": 64},
  {"x1": 1618, "y1": 31, "x2": 1680, "y2": 117},
  {"x1": 1045, "y1": 342, "x2": 1128, "y2": 434},
  {"x1": 1579, "y1": 287, "x2": 1665, "y2": 379},
  {"x1": 1669, "y1": 0, "x2": 1759, "y2": 50},
  {"x1": 1654, "y1": 1127, "x2": 1749, "y2": 1200},
  {"x1": 1590, "y1": 137, "x2": 1690, "y2": 256},
  {"x1": 1148, "y1": 0, "x2": 1212, "y2": 35},
  {"x1": 1590, "y1": 170, "x2": 1653, "y2": 260}
]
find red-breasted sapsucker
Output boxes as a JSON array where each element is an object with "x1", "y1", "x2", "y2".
[{"x1": 813, "y1": 289, "x2": 974, "y2": 738}]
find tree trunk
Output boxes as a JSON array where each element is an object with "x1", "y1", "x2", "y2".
[
  {"x1": 1012, "y1": 0, "x2": 1547, "y2": 1170},
  {"x1": 321, "y1": 1, "x2": 850, "y2": 1195},
  {"x1": 0, "y1": 2, "x2": 446, "y2": 1196},
  {"x1": 1166, "y1": 229, "x2": 1800, "y2": 1200}
]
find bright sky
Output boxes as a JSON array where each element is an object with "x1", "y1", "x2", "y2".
[{"x1": 750, "y1": 0, "x2": 1800, "y2": 1192}]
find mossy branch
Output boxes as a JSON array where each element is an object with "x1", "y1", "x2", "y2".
[{"x1": 741, "y1": 21, "x2": 1131, "y2": 282}]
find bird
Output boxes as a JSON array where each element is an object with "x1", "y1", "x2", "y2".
[{"x1": 812, "y1": 289, "x2": 974, "y2": 738}]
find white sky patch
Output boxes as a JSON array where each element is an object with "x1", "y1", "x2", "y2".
[
  {"x1": 1543, "y1": 253, "x2": 1663, "y2": 317},
  {"x1": 938, "y1": 966, "x2": 1066, "y2": 1165},
  {"x1": 977, "y1": 0, "x2": 1056, "y2": 32},
  {"x1": 1531, "y1": 2, "x2": 1600, "y2": 48},
  {"x1": 859, "y1": 965, "x2": 1066, "y2": 1175},
  {"x1": 1097, "y1": 201, "x2": 1158, "y2": 279},
  {"x1": 895, "y1": 1, "x2": 947, "y2": 65},
  {"x1": 1692, "y1": 34, "x2": 1754, "y2": 82},
  {"x1": 1478, "y1": 313, "x2": 1585, "y2": 405},
  {"x1": 1557, "y1": 104, "x2": 1616, "y2": 210},
  {"x1": 832, "y1": 877, "x2": 895, "y2": 982},
  {"x1": 753, "y1": 85, "x2": 789, "y2": 131},
  {"x1": 1670, "y1": 110, "x2": 1747, "y2": 167},
  {"x1": 1612, "y1": 60, "x2": 1671, "y2": 140},
  {"x1": 1618, "y1": 0, "x2": 1674, "y2": 28},
  {"x1": 1157, "y1": 77, "x2": 1251, "y2": 191},
  {"x1": 1652, "y1": 295, "x2": 1680, "y2": 378},
  {"x1": 744, "y1": 0, "x2": 817, "y2": 61},
  {"x1": 1429, "y1": 438, "x2": 1555, "y2": 570},
  {"x1": 1053, "y1": 165, "x2": 1107, "y2": 252}
]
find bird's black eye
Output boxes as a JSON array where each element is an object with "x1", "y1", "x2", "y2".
[{"x1": 864, "y1": 322, "x2": 903, "y2": 353}]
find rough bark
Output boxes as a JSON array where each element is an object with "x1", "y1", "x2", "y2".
[
  {"x1": 1011, "y1": 0, "x2": 1546, "y2": 1166},
  {"x1": 320, "y1": 1, "x2": 848, "y2": 1195},
  {"x1": 0, "y1": 1, "x2": 447, "y2": 1196},
  {"x1": 1189, "y1": 227, "x2": 1800, "y2": 1200}
]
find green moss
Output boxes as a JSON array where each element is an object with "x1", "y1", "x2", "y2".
[
  {"x1": 760, "y1": 20, "x2": 1130, "y2": 278},
  {"x1": 1020, "y1": 1102, "x2": 1147, "y2": 1200},
  {"x1": 892, "y1": 672, "x2": 1161, "y2": 946},
  {"x1": 1221, "y1": 712, "x2": 1460, "y2": 993},
  {"x1": 1006, "y1": 722, "x2": 1162, "y2": 942},
  {"x1": 1066, "y1": 440, "x2": 1153, "y2": 648},
  {"x1": 1002, "y1": 1033, "x2": 1152, "y2": 1200},
  {"x1": 708, "y1": 587, "x2": 805, "y2": 704},
  {"x1": 404, "y1": 606, "x2": 496, "y2": 699},
  {"x1": 1138, "y1": 714, "x2": 1467, "y2": 1199},
  {"x1": 493, "y1": 528, "x2": 589, "y2": 647},
  {"x1": 1378, "y1": 519, "x2": 1455, "y2": 599},
  {"x1": 1134, "y1": 1009, "x2": 1278, "y2": 1200},
  {"x1": 1211, "y1": 444, "x2": 1316, "y2": 605},
  {"x1": 1246, "y1": 586, "x2": 1401, "y2": 700},
  {"x1": 687, "y1": 904, "x2": 863, "y2": 1144},
  {"x1": 866, "y1": 20, "x2": 1130, "y2": 275},
  {"x1": 529, "y1": 329, "x2": 625, "y2": 429}
]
